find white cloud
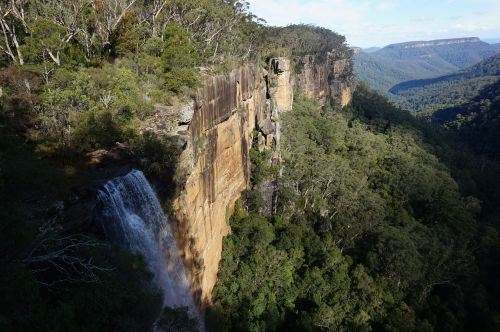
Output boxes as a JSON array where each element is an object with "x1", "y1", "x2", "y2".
[
  {"x1": 249, "y1": 0, "x2": 367, "y2": 28},
  {"x1": 376, "y1": 1, "x2": 399, "y2": 11},
  {"x1": 248, "y1": 0, "x2": 378, "y2": 45},
  {"x1": 412, "y1": 16, "x2": 435, "y2": 23},
  {"x1": 247, "y1": 0, "x2": 500, "y2": 47}
]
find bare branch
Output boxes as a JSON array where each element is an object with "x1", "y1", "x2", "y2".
[{"x1": 22, "y1": 219, "x2": 113, "y2": 287}]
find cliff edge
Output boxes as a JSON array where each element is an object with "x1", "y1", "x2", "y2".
[{"x1": 166, "y1": 54, "x2": 355, "y2": 306}]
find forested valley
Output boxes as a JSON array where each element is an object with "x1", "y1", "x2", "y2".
[
  {"x1": 1, "y1": 1, "x2": 500, "y2": 332},
  {"x1": 353, "y1": 39, "x2": 500, "y2": 113},
  {"x1": 209, "y1": 85, "x2": 500, "y2": 331}
]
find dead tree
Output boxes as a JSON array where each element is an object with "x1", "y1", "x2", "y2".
[{"x1": 22, "y1": 219, "x2": 112, "y2": 286}]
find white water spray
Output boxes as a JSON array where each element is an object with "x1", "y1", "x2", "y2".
[{"x1": 97, "y1": 170, "x2": 198, "y2": 317}]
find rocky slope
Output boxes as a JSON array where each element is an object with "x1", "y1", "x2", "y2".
[{"x1": 159, "y1": 55, "x2": 355, "y2": 306}]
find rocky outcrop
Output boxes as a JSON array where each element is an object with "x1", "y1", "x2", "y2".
[
  {"x1": 351, "y1": 47, "x2": 363, "y2": 54},
  {"x1": 294, "y1": 55, "x2": 354, "y2": 107},
  {"x1": 268, "y1": 58, "x2": 294, "y2": 112},
  {"x1": 170, "y1": 54, "x2": 355, "y2": 306},
  {"x1": 330, "y1": 58, "x2": 355, "y2": 107},
  {"x1": 295, "y1": 55, "x2": 329, "y2": 102}
]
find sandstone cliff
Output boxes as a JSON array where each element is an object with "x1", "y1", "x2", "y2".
[
  {"x1": 172, "y1": 65, "x2": 268, "y2": 306},
  {"x1": 294, "y1": 55, "x2": 354, "y2": 107},
  {"x1": 170, "y1": 54, "x2": 355, "y2": 306}
]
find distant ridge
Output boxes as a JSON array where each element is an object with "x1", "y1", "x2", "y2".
[
  {"x1": 385, "y1": 37, "x2": 481, "y2": 50},
  {"x1": 354, "y1": 36, "x2": 500, "y2": 94},
  {"x1": 483, "y1": 37, "x2": 500, "y2": 44},
  {"x1": 363, "y1": 47, "x2": 381, "y2": 53}
]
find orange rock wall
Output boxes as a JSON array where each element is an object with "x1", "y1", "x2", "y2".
[
  {"x1": 173, "y1": 65, "x2": 267, "y2": 306},
  {"x1": 172, "y1": 56, "x2": 355, "y2": 306},
  {"x1": 294, "y1": 55, "x2": 355, "y2": 107}
]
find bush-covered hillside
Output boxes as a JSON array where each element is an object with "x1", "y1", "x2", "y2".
[
  {"x1": 372, "y1": 54, "x2": 500, "y2": 115},
  {"x1": 209, "y1": 85, "x2": 500, "y2": 331},
  {"x1": 353, "y1": 39, "x2": 500, "y2": 106},
  {"x1": 353, "y1": 52, "x2": 416, "y2": 92},
  {"x1": 394, "y1": 76, "x2": 499, "y2": 114},
  {"x1": 0, "y1": 0, "x2": 350, "y2": 158},
  {"x1": 390, "y1": 53, "x2": 500, "y2": 94},
  {"x1": 434, "y1": 79, "x2": 500, "y2": 159}
]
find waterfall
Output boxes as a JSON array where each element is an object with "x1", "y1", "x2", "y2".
[{"x1": 96, "y1": 170, "x2": 198, "y2": 317}]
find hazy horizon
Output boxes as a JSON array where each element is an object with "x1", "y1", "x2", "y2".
[
  {"x1": 361, "y1": 36, "x2": 500, "y2": 49},
  {"x1": 248, "y1": 0, "x2": 500, "y2": 48}
]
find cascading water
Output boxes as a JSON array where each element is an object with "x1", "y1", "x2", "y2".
[{"x1": 96, "y1": 169, "x2": 199, "y2": 320}]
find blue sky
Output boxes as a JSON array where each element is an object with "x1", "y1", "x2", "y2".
[{"x1": 248, "y1": 0, "x2": 500, "y2": 47}]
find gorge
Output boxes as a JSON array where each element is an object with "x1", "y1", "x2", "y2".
[
  {"x1": 116, "y1": 54, "x2": 355, "y2": 307},
  {"x1": 86, "y1": 52, "x2": 354, "y2": 319},
  {"x1": 3, "y1": 1, "x2": 500, "y2": 331}
]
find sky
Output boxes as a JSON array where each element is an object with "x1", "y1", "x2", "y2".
[{"x1": 247, "y1": 0, "x2": 500, "y2": 47}]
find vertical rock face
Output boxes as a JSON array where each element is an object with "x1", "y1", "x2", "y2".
[
  {"x1": 173, "y1": 65, "x2": 270, "y2": 306},
  {"x1": 294, "y1": 55, "x2": 329, "y2": 102},
  {"x1": 330, "y1": 58, "x2": 355, "y2": 107},
  {"x1": 268, "y1": 58, "x2": 294, "y2": 112},
  {"x1": 171, "y1": 54, "x2": 355, "y2": 306},
  {"x1": 295, "y1": 55, "x2": 355, "y2": 107}
]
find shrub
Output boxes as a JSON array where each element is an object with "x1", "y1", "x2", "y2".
[
  {"x1": 71, "y1": 110, "x2": 135, "y2": 151},
  {"x1": 162, "y1": 24, "x2": 200, "y2": 93},
  {"x1": 131, "y1": 131, "x2": 181, "y2": 187}
]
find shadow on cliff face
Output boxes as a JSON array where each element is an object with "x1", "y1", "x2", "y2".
[
  {"x1": 167, "y1": 231, "x2": 206, "y2": 307},
  {"x1": 187, "y1": 235, "x2": 205, "y2": 307}
]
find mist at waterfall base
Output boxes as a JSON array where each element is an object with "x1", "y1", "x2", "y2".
[{"x1": 97, "y1": 170, "x2": 199, "y2": 322}]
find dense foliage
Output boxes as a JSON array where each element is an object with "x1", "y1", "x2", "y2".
[
  {"x1": 434, "y1": 79, "x2": 500, "y2": 159},
  {"x1": 210, "y1": 86, "x2": 500, "y2": 331},
  {"x1": 353, "y1": 52, "x2": 417, "y2": 92},
  {"x1": 376, "y1": 53, "x2": 500, "y2": 121},
  {"x1": 393, "y1": 76, "x2": 499, "y2": 115},
  {"x1": 0, "y1": 0, "x2": 264, "y2": 67},
  {"x1": 0, "y1": 0, "x2": 264, "y2": 158},
  {"x1": 0, "y1": 0, "x2": 350, "y2": 158},
  {"x1": 265, "y1": 25, "x2": 349, "y2": 59},
  {"x1": 431, "y1": 80, "x2": 500, "y2": 332}
]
